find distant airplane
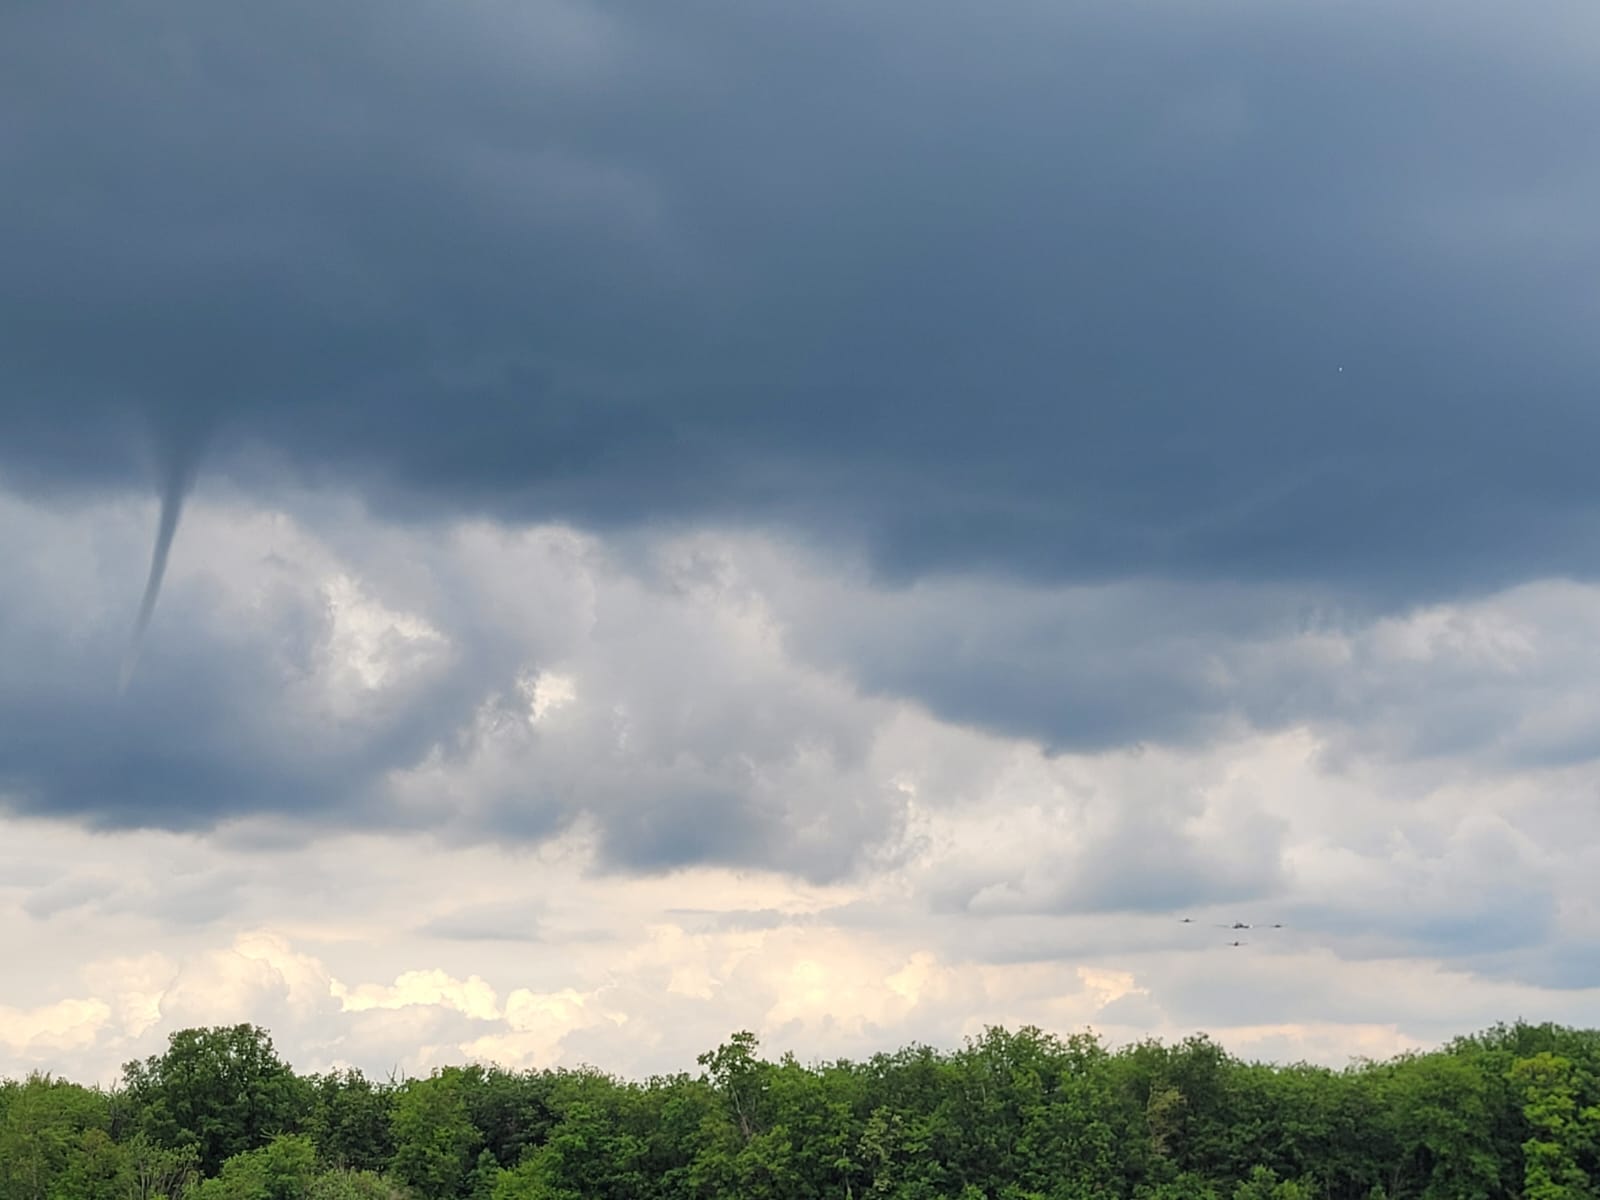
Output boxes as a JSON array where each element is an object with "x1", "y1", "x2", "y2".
[
  {"x1": 1227, "y1": 940, "x2": 1248, "y2": 947},
  {"x1": 1216, "y1": 922, "x2": 1252, "y2": 930},
  {"x1": 1178, "y1": 917, "x2": 1195, "y2": 924}
]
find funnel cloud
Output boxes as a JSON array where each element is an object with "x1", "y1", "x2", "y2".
[{"x1": 120, "y1": 441, "x2": 202, "y2": 692}]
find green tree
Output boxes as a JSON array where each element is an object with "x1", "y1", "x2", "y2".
[
  {"x1": 1511, "y1": 1052, "x2": 1599, "y2": 1200},
  {"x1": 389, "y1": 1070, "x2": 480, "y2": 1200},
  {"x1": 305, "y1": 1171, "x2": 410, "y2": 1200},
  {"x1": 1231, "y1": 1165, "x2": 1315, "y2": 1200},
  {"x1": 1380, "y1": 1050, "x2": 1502, "y2": 1200},
  {"x1": 635, "y1": 1071, "x2": 719, "y2": 1200},
  {"x1": 1133, "y1": 1173, "x2": 1220, "y2": 1199},
  {"x1": 189, "y1": 1136, "x2": 318, "y2": 1200},
  {"x1": 121, "y1": 1135, "x2": 198, "y2": 1200},
  {"x1": 762, "y1": 1054, "x2": 863, "y2": 1199},
  {"x1": 697, "y1": 1032, "x2": 766, "y2": 1143},
  {"x1": 25, "y1": 1018, "x2": 1600, "y2": 1200},
  {"x1": 0, "y1": 1075, "x2": 113, "y2": 1200},
  {"x1": 302, "y1": 1071, "x2": 395, "y2": 1174},
  {"x1": 120, "y1": 1026, "x2": 308, "y2": 1177},
  {"x1": 458, "y1": 1068, "x2": 556, "y2": 1175},
  {"x1": 514, "y1": 1070, "x2": 662, "y2": 1200},
  {"x1": 51, "y1": 1129, "x2": 130, "y2": 1200},
  {"x1": 489, "y1": 1155, "x2": 568, "y2": 1200}
]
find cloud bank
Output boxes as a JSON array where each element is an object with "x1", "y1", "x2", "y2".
[
  {"x1": 5, "y1": 0, "x2": 1600, "y2": 597},
  {"x1": 6, "y1": 0, "x2": 1600, "y2": 1082}
]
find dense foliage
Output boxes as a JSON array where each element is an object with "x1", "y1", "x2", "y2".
[{"x1": 5, "y1": 1021, "x2": 1600, "y2": 1200}]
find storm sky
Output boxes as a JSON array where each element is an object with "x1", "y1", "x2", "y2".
[{"x1": 5, "y1": 0, "x2": 1600, "y2": 1082}]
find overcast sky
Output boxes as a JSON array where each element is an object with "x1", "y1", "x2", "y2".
[{"x1": 6, "y1": 0, "x2": 1600, "y2": 1084}]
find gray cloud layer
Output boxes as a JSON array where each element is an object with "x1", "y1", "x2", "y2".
[
  {"x1": 9, "y1": 0, "x2": 1600, "y2": 927},
  {"x1": 9, "y1": 480, "x2": 1600, "y2": 888},
  {"x1": 0, "y1": 494, "x2": 911, "y2": 879},
  {"x1": 5, "y1": 0, "x2": 1600, "y2": 599}
]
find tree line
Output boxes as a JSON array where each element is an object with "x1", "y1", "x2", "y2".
[{"x1": 3, "y1": 1019, "x2": 1599, "y2": 1200}]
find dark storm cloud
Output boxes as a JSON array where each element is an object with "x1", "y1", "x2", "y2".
[
  {"x1": 5, "y1": 0, "x2": 1600, "y2": 598},
  {"x1": 776, "y1": 575, "x2": 1302, "y2": 752},
  {"x1": 767, "y1": 567, "x2": 1600, "y2": 767},
  {"x1": 0, "y1": 497, "x2": 904, "y2": 878},
  {"x1": 9, "y1": 0, "x2": 1600, "y2": 896},
  {"x1": 0, "y1": 567, "x2": 444, "y2": 832}
]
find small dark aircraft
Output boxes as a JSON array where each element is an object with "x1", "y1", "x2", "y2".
[
  {"x1": 1227, "y1": 940, "x2": 1248, "y2": 947},
  {"x1": 1216, "y1": 921, "x2": 1252, "y2": 930}
]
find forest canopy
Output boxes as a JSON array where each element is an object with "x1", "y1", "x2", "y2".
[{"x1": 3, "y1": 1020, "x2": 1598, "y2": 1200}]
